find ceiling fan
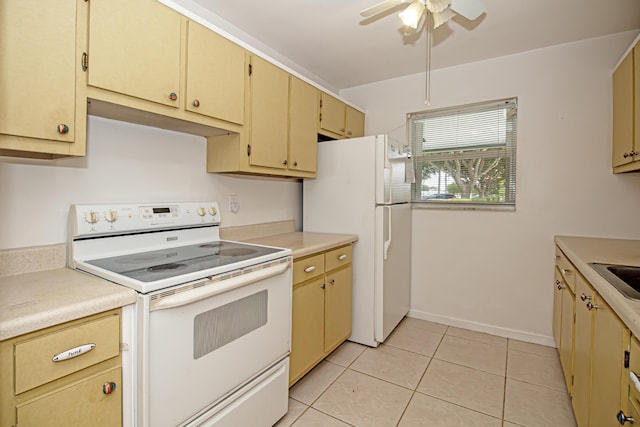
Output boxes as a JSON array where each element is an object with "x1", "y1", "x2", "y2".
[{"x1": 360, "y1": 0, "x2": 486, "y2": 31}]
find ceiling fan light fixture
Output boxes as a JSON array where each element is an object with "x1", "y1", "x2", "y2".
[
  {"x1": 432, "y1": 7, "x2": 456, "y2": 28},
  {"x1": 426, "y1": 0, "x2": 451, "y2": 14},
  {"x1": 399, "y1": 0, "x2": 425, "y2": 29}
]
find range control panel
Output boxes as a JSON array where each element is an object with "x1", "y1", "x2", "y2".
[{"x1": 70, "y1": 202, "x2": 221, "y2": 237}]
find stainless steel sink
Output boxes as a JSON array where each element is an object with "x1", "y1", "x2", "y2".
[{"x1": 589, "y1": 263, "x2": 640, "y2": 300}]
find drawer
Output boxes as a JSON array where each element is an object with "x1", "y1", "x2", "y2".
[
  {"x1": 293, "y1": 253, "x2": 325, "y2": 285},
  {"x1": 555, "y1": 247, "x2": 576, "y2": 292},
  {"x1": 14, "y1": 313, "x2": 120, "y2": 394},
  {"x1": 325, "y1": 245, "x2": 352, "y2": 272},
  {"x1": 17, "y1": 366, "x2": 122, "y2": 427}
]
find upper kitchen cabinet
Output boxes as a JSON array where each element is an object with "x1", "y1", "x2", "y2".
[
  {"x1": 86, "y1": 0, "x2": 242, "y2": 136},
  {"x1": 248, "y1": 55, "x2": 289, "y2": 170},
  {"x1": 288, "y1": 77, "x2": 319, "y2": 173},
  {"x1": 612, "y1": 39, "x2": 639, "y2": 172},
  {"x1": 206, "y1": 57, "x2": 317, "y2": 178},
  {"x1": 0, "y1": 0, "x2": 88, "y2": 159},
  {"x1": 185, "y1": 21, "x2": 245, "y2": 125},
  {"x1": 87, "y1": 0, "x2": 181, "y2": 108},
  {"x1": 318, "y1": 92, "x2": 365, "y2": 140}
]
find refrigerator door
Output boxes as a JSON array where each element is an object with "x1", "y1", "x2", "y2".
[
  {"x1": 375, "y1": 203, "x2": 411, "y2": 342},
  {"x1": 375, "y1": 135, "x2": 412, "y2": 205}
]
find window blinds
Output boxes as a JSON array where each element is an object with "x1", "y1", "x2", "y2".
[{"x1": 408, "y1": 98, "x2": 517, "y2": 206}]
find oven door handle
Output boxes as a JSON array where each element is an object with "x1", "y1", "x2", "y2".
[{"x1": 150, "y1": 260, "x2": 291, "y2": 311}]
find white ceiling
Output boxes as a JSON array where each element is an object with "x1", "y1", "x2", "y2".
[{"x1": 185, "y1": 0, "x2": 640, "y2": 91}]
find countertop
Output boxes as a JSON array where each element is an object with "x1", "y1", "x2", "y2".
[
  {"x1": 239, "y1": 231, "x2": 358, "y2": 259},
  {"x1": 0, "y1": 268, "x2": 136, "y2": 341},
  {"x1": 555, "y1": 235, "x2": 640, "y2": 338}
]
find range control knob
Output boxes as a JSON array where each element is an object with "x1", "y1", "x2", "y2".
[
  {"x1": 197, "y1": 207, "x2": 206, "y2": 217},
  {"x1": 208, "y1": 207, "x2": 217, "y2": 216},
  {"x1": 104, "y1": 210, "x2": 118, "y2": 223},
  {"x1": 84, "y1": 211, "x2": 99, "y2": 224}
]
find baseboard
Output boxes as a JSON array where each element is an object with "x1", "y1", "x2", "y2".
[{"x1": 407, "y1": 309, "x2": 556, "y2": 348}]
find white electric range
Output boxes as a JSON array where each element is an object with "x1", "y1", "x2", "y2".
[{"x1": 68, "y1": 201, "x2": 292, "y2": 427}]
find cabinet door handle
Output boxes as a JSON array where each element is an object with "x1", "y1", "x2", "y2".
[
  {"x1": 56, "y1": 124, "x2": 70, "y2": 134},
  {"x1": 617, "y1": 409, "x2": 635, "y2": 425},
  {"x1": 556, "y1": 280, "x2": 564, "y2": 290},
  {"x1": 561, "y1": 268, "x2": 572, "y2": 275},
  {"x1": 192, "y1": 99, "x2": 200, "y2": 107},
  {"x1": 580, "y1": 293, "x2": 591, "y2": 302},
  {"x1": 329, "y1": 279, "x2": 335, "y2": 285},
  {"x1": 169, "y1": 92, "x2": 178, "y2": 101},
  {"x1": 304, "y1": 266, "x2": 316, "y2": 273},
  {"x1": 320, "y1": 283, "x2": 326, "y2": 289},
  {"x1": 103, "y1": 382, "x2": 117, "y2": 395},
  {"x1": 338, "y1": 254, "x2": 347, "y2": 260},
  {"x1": 586, "y1": 301, "x2": 598, "y2": 311},
  {"x1": 52, "y1": 343, "x2": 96, "y2": 362}
]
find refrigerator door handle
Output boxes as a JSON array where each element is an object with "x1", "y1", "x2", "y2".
[{"x1": 384, "y1": 206, "x2": 392, "y2": 260}]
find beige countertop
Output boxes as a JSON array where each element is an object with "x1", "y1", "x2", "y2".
[
  {"x1": 555, "y1": 235, "x2": 640, "y2": 338},
  {"x1": 239, "y1": 231, "x2": 358, "y2": 259},
  {"x1": 0, "y1": 268, "x2": 136, "y2": 341}
]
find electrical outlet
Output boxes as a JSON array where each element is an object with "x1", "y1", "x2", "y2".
[{"x1": 229, "y1": 194, "x2": 239, "y2": 213}]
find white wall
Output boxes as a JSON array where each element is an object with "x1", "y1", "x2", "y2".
[
  {"x1": 0, "y1": 116, "x2": 302, "y2": 250},
  {"x1": 342, "y1": 31, "x2": 640, "y2": 344}
]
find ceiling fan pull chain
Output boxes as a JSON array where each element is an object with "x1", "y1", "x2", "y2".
[{"x1": 425, "y1": 10, "x2": 432, "y2": 106}]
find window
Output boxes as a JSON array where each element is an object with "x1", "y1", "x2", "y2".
[{"x1": 408, "y1": 98, "x2": 517, "y2": 209}]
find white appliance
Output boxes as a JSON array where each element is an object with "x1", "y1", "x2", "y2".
[
  {"x1": 304, "y1": 135, "x2": 412, "y2": 347},
  {"x1": 68, "y1": 202, "x2": 292, "y2": 427}
]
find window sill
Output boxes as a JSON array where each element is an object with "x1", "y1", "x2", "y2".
[{"x1": 411, "y1": 201, "x2": 516, "y2": 212}]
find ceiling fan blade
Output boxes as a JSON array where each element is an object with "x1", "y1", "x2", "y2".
[
  {"x1": 360, "y1": 0, "x2": 409, "y2": 17},
  {"x1": 449, "y1": 0, "x2": 485, "y2": 20}
]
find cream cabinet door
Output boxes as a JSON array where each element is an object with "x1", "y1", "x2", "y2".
[
  {"x1": 324, "y1": 266, "x2": 352, "y2": 353},
  {"x1": 0, "y1": 0, "x2": 77, "y2": 142},
  {"x1": 16, "y1": 367, "x2": 122, "y2": 427},
  {"x1": 290, "y1": 277, "x2": 325, "y2": 385},
  {"x1": 88, "y1": 0, "x2": 181, "y2": 107},
  {"x1": 612, "y1": 51, "x2": 634, "y2": 167},
  {"x1": 572, "y1": 274, "x2": 593, "y2": 427},
  {"x1": 288, "y1": 77, "x2": 318, "y2": 173},
  {"x1": 552, "y1": 270, "x2": 563, "y2": 348},
  {"x1": 249, "y1": 56, "x2": 288, "y2": 169},
  {"x1": 590, "y1": 295, "x2": 627, "y2": 427},
  {"x1": 319, "y1": 93, "x2": 346, "y2": 136},
  {"x1": 345, "y1": 105, "x2": 365, "y2": 138},
  {"x1": 185, "y1": 21, "x2": 245, "y2": 125}
]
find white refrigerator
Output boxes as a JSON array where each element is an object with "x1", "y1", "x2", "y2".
[{"x1": 303, "y1": 135, "x2": 412, "y2": 347}]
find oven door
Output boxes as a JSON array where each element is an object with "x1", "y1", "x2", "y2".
[{"x1": 139, "y1": 258, "x2": 292, "y2": 427}]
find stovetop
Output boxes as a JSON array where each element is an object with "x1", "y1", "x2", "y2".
[{"x1": 84, "y1": 240, "x2": 283, "y2": 283}]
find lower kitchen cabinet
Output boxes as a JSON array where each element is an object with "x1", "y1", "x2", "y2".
[
  {"x1": 0, "y1": 309, "x2": 123, "y2": 426},
  {"x1": 554, "y1": 245, "x2": 630, "y2": 427},
  {"x1": 289, "y1": 245, "x2": 352, "y2": 386},
  {"x1": 589, "y1": 291, "x2": 628, "y2": 427},
  {"x1": 554, "y1": 248, "x2": 576, "y2": 394}
]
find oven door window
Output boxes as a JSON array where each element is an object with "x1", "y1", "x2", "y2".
[{"x1": 193, "y1": 290, "x2": 267, "y2": 359}]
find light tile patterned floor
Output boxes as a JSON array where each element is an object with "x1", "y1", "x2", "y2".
[{"x1": 275, "y1": 317, "x2": 577, "y2": 427}]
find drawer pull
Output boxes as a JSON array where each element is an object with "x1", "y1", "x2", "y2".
[
  {"x1": 562, "y1": 268, "x2": 572, "y2": 275},
  {"x1": 52, "y1": 343, "x2": 96, "y2": 362},
  {"x1": 338, "y1": 254, "x2": 347, "y2": 260},
  {"x1": 630, "y1": 371, "x2": 640, "y2": 394},
  {"x1": 304, "y1": 266, "x2": 316, "y2": 273}
]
